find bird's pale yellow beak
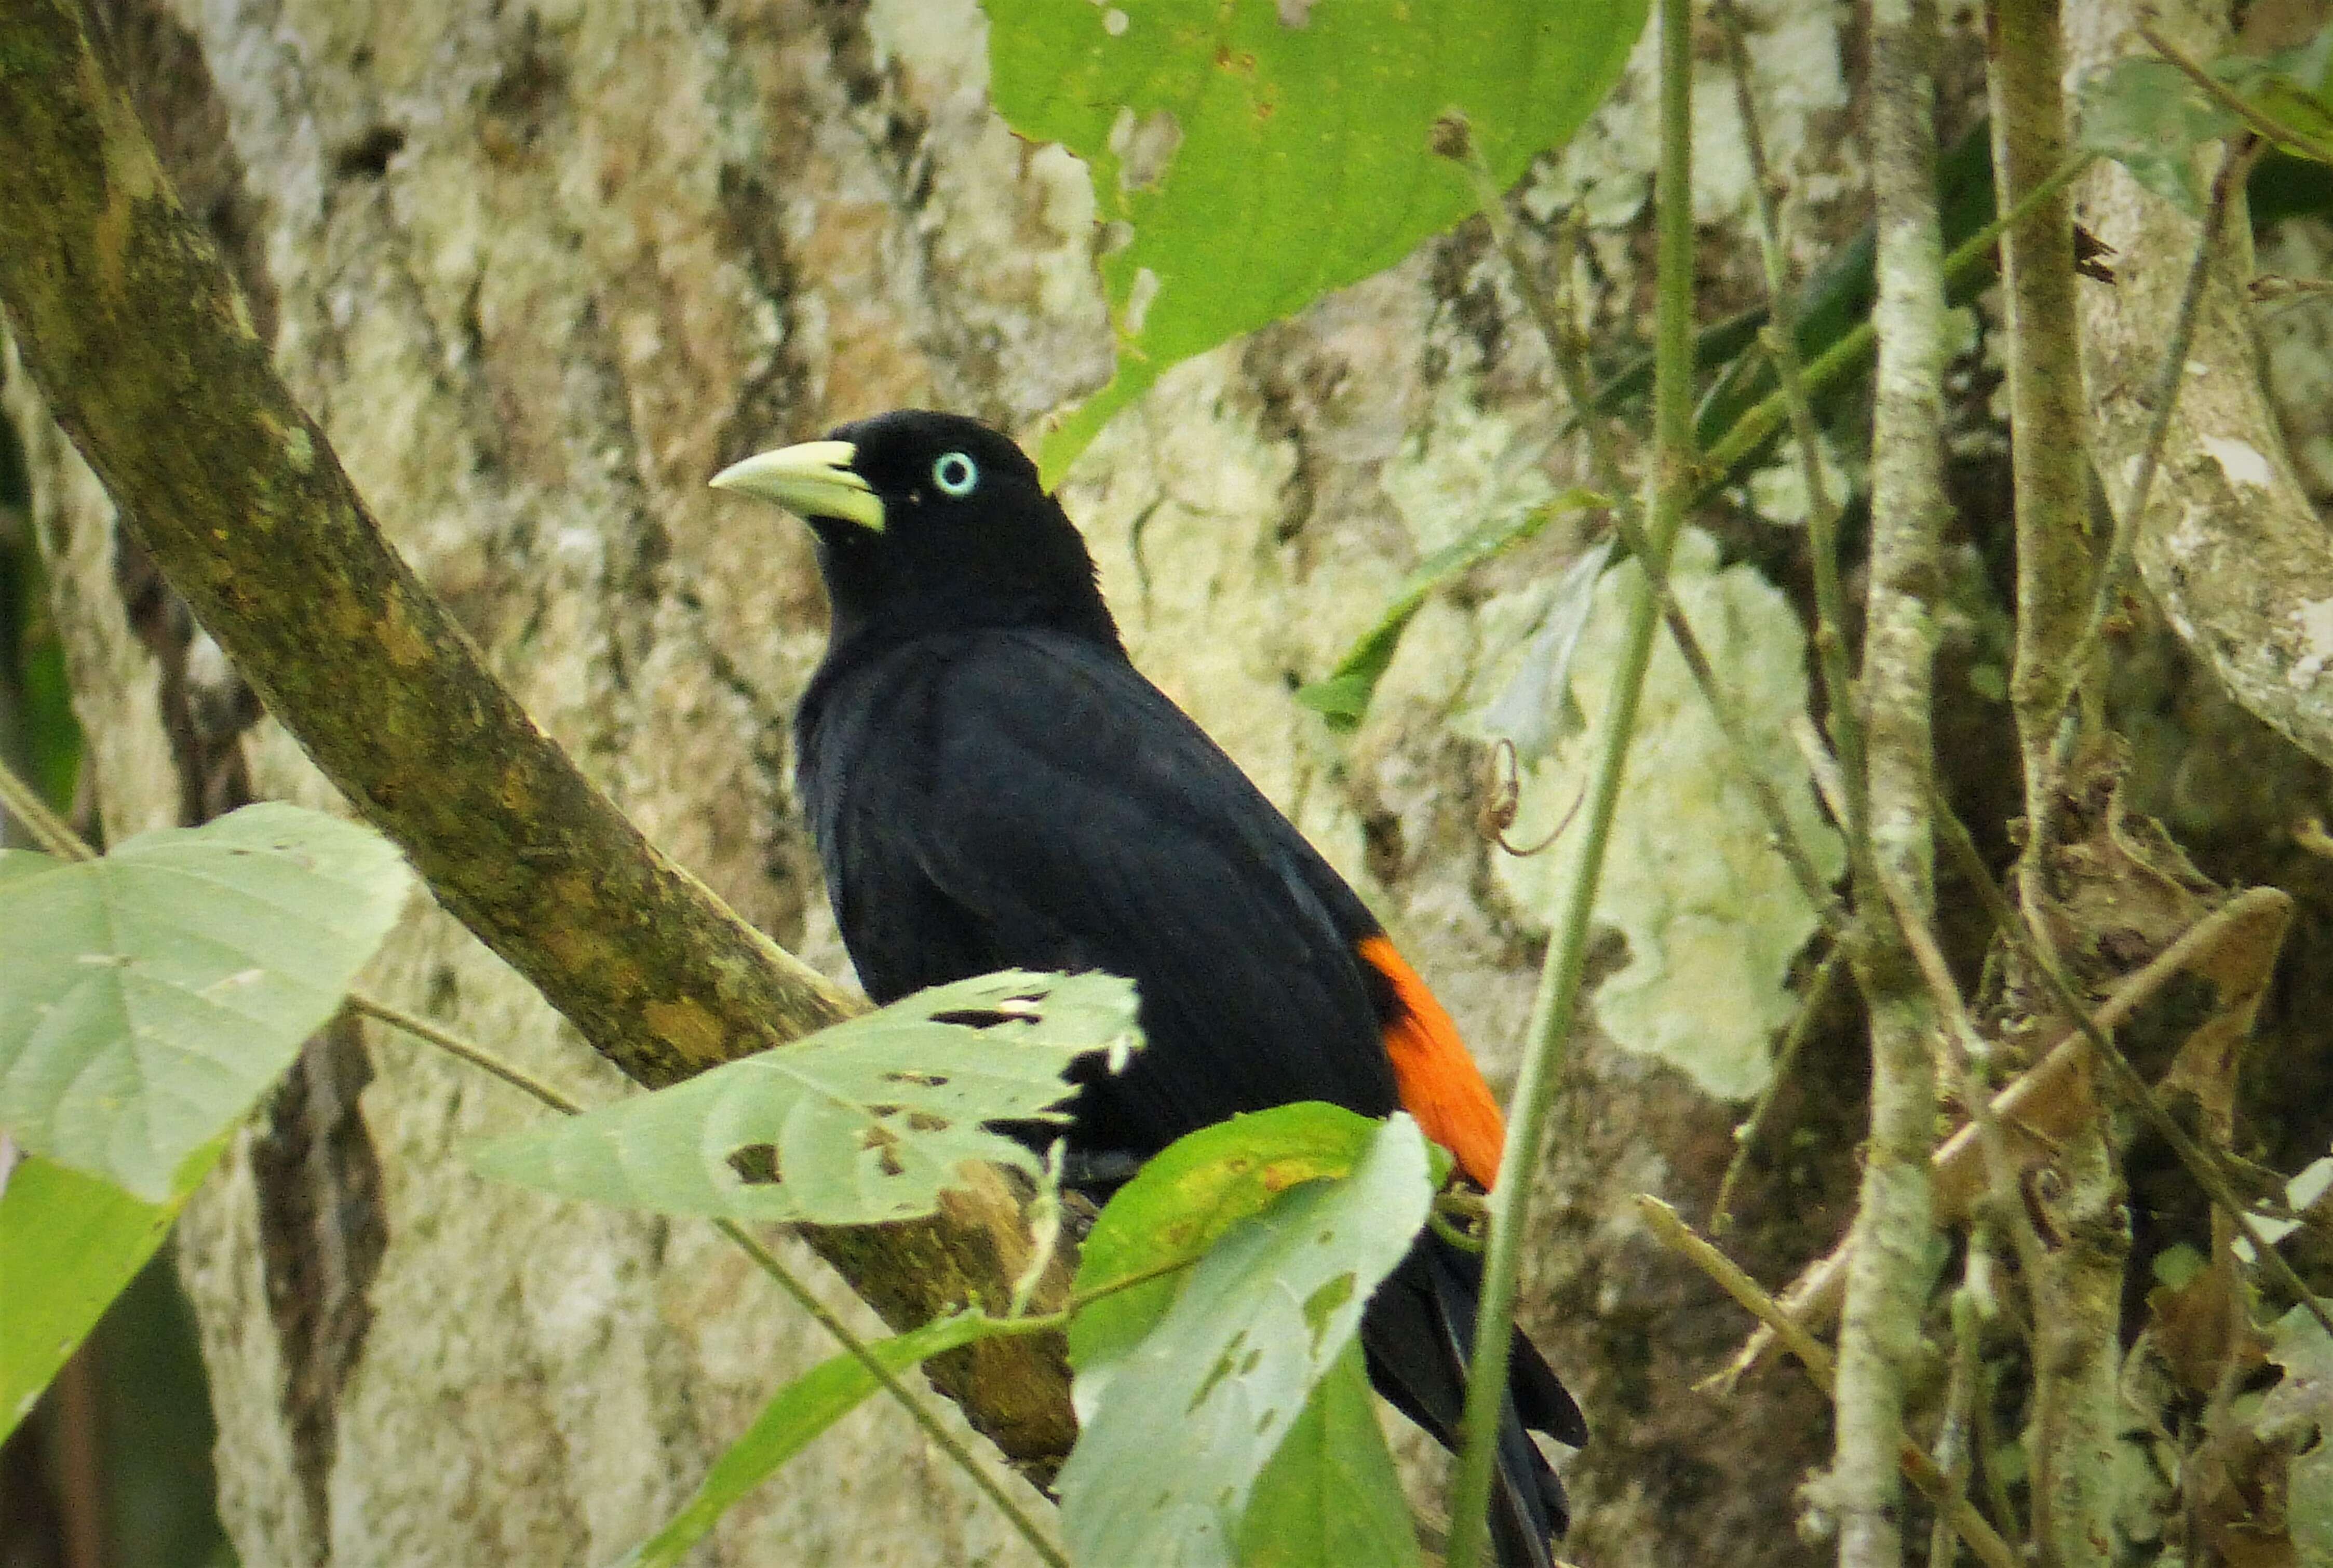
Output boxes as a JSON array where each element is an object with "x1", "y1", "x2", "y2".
[{"x1": 709, "y1": 440, "x2": 886, "y2": 532}]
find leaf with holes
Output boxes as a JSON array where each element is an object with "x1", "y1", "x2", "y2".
[
  {"x1": 988, "y1": 0, "x2": 1649, "y2": 479},
  {"x1": 1058, "y1": 1111, "x2": 1432, "y2": 1568},
  {"x1": 472, "y1": 970, "x2": 1140, "y2": 1225},
  {"x1": 0, "y1": 803, "x2": 412, "y2": 1200}
]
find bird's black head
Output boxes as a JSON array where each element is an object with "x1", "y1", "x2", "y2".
[{"x1": 711, "y1": 410, "x2": 1120, "y2": 652}]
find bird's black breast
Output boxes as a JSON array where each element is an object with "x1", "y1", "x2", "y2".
[{"x1": 796, "y1": 626, "x2": 1400, "y2": 1160}]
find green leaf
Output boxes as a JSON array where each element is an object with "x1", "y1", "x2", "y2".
[
  {"x1": 1059, "y1": 1112, "x2": 1433, "y2": 1568},
  {"x1": 612, "y1": 1311, "x2": 1016, "y2": 1568},
  {"x1": 988, "y1": 0, "x2": 1650, "y2": 480},
  {"x1": 1235, "y1": 1342, "x2": 1421, "y2": 1568},
  {"x1": 474, "y1": 970, "x2": 1140, "y2": 1225},
  {"x1": 1296, "y1": 493, "x2": 1598, "y2": 733},
  {"x1": 2256, "y1": 1301, "x2": 2333, "y2": 1560},
  {"x1": 2077, "y1": 56, "x2": 2237, "y2": 217},
  {"x1": 0, "y1": 1146, "x2": 219, "y2": 1442},
  {"x1": 0, "y1": 803, "x2": 413, "y2": 1200}
]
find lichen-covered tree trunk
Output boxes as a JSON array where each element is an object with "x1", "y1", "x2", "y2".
[{"x1": 7, "y1": 0, "x2": 1883, "y2": 1562}]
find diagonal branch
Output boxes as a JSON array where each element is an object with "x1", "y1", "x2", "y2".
[{"x1": 0, "y1": 0, "x2": 1077, "y2": 1481}]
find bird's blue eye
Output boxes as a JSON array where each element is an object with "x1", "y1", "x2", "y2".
[{"x1": 933, "y1": 452, "x2": 978, "y2": 496}]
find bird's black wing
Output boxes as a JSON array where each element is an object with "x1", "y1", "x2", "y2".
[{"x1": 799, "y1": 626, "x2": 1399, "y2": 1158}]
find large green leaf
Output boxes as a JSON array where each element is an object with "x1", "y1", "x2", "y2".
[
  {"x1": 987, "y1": 0, "x2": 1650, "y2": 478},
  {"x1": 1059, "y1": 1111, "x2": 1432, "y2": 1568},
  {"x1": 0, "y1": 803, "x2": 413, "y2": 1199},
  {"x1": 0, "y1": 1148, "x2": 217, "y2": 1442},
  {"x1": 613, "y1": 1311, "x2": 1017, "y2": 1568},
  {"x1": 473, "y1": 971, "x2": 1140, "y2": 1225}
]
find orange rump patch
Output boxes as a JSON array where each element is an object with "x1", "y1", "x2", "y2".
[{"x1": 1355, "y1": 935, "x2": 1506, "y2": 1190}]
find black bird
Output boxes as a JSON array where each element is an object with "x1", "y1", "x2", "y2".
[{"x1": 713, "y1": 409, "x2": 1586, "y2": 1564}]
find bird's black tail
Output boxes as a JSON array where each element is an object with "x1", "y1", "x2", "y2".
[{"x1": 1360, "y1": 1232, "x2": 1587, "y2": 1568}]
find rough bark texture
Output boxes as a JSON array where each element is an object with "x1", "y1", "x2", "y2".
[
  {"x1": 2070, "y1": 0, "x2": 2333, "y2": 769},
  {"x1": 5, "y1": 0, "x2": 1918, "y2": 1563}
]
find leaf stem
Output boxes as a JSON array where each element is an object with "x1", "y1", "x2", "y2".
[
  {"x1": 1443, "y1": 2, "x2": 1694, "y2": 1561},
  {"x1": 346, "y1": 982, "x2": 1068, "y2": 1568},
  {"x1": 0, "y1": 759, "x2": 93, "y2": 860},
  {"x1": 346, "y1": 994, "x2": 584, "y2": 1115},
  {"x1": 2140, "y1": 21, "x2": 2333, "y2": 168}
]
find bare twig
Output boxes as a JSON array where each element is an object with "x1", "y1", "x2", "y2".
[
  {"x1": 1721, "y1": 885, "x2": 2292, "y2": 1380},
  {"x1": 1636, "y1": 1198, "x2": 2018, "y2": 1568},
  {"x1": 1832, "y1": 5, "x2": 1950, "y2": 1560},
  {"x1": 1712, "y1": 948, "x2": 1845, "y2": 1234}
]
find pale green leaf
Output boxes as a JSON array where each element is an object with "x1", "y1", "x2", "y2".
[
  {"x1": 613, "y1": 1311, "x2": 1015, "y2": 1568},
  {"x1": 1489, "y1": 528, "x2": 1843, "y2": 1099},
  {"x1": 1059, "y1": 1113, "x2": 1432, "y2": 1568},
  {"x1": 0, "y1": 803, "x2": 413, "y2": 1199},
  {"x1": 1474, "y1": 538, "x2": 1616, "y2": 762},
  {"x1": 2076, "y1": 56, "x2": 2235, "y2": 218},
  {"x1": 1235, "y1": 1342, "x2": 1420, "y2": 1568},
  {"x1": 473, "y1": 970, "x2": 1140, "y2": 1225},
  {"x1": 988, "y1": 0, "x2": 1650, "y2": 479}
]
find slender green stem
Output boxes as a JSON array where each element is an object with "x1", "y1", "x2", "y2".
[
  {"x1": 1711, "y1": 948, "x2": 1844, "y2": 1234},
  {"x1": 347, "y1": 994, "x2": 584, "y2": 1114},
  {"x1": 711, "y1": 1223, "x2": 1071, "y2": 1568},
  {"x1": 0, "y1": 759, "x2": 93, "y2": 860},
  {"x1": 1443, "y1": 4, "x2": 1693, "y2": 1562}
]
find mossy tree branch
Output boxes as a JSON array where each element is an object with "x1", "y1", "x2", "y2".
[{"x1": 0, "y1": 0, "x2": 1077, "y2": 1480}]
